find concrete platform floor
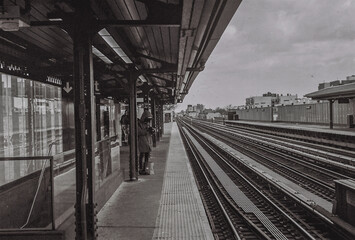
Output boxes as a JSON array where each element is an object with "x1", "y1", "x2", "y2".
[
  {"x1": 97, "y1": 125, "x2": 171, "y2": 240},
  {"x1": 97, "y1": 123, "x2": 213, "y2": 240}
]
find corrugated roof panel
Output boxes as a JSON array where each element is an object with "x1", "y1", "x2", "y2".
[{"x1": 0, "y1": 0, "x2": 242, "y2": 103}]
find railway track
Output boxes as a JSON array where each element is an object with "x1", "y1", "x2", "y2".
[
  {"x1": 177, "y1": 119, "x2": 352, "y2": 239},
  {"x1": 186, "y1": 119, "x2": 355, "y2": 201},
  {"x1": 200, "y1": 120, "x2": 355, "y2": 168},
  {"x1": 225, "y1": 123, "x2": 355, "y2": 159},
  {"x1": 224, "y1": 121, "x2": 355, "y2": 151}
]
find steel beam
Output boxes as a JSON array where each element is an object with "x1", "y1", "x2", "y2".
[
  {"x1": 147, "y1": 74, "x2": 174, "y2": 83},
  {"x1": 71, "y1": 6, "x2": 97, "y2": 240},
  {"x1": 137, "y1": 53, "x2": 177, "y2": 67},
  {"x1": 30, "y1": 20, "x2": 180, "y2": 28},
  {"x1": 129, "y1": 70, "x2": 139, "y2": 180}
]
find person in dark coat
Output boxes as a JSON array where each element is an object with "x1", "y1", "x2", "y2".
[
  {"x1": 138, "y1": 109, "x2": 153, "y2": 174},
  {"x1": 120, "y1": 110, "x2": 129, "y2": 145}
]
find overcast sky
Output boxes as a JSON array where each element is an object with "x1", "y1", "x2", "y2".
[{"x1": 176, "y1": 0, "x2": 355, "y2": 111}]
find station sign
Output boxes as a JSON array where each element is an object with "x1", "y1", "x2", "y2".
[
  {"x1": 47, "y1": 76, "x2": 62, "y2": 86},
  {"x1": 0, "y1": 59, "x2": 29, "y2": 77},
  {"x1": 94, "y1": 81, "x2": 100, "y2": 95},
  {"x1": 63, "y1": 82, "x2": 72, "y2": 93}
]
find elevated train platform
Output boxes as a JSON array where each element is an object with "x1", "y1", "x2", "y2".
[
  {"x1": 3, "y1": 120, "x2": 355, "y2": 239},
  {"x1": 4, "y1": 0, "x2": 354, "y2": 238},
  {"x1": 61, "y1": 122, "x2": 213, "y2": 240},
  {"x1": 62, "y1": 121, "x2": 355, "y2": 239},
  {"x1": 3, "y1": 0, "x2": 355, "y2": 239},
  {"x1": 0, "y1": 1, "x2": 243, "y2": 239}
]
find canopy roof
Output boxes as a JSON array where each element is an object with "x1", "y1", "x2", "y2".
[
  {"x1": 305, "y1": 83, "x2": 355, "y2": 100},
  {"x1": 0, "y1": 0, "x2": 242, "y2": 104}
]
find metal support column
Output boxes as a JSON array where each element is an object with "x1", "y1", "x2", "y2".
[
  {"x1": 155, "y1": 100, "x2": 160, "y2": 142},
  {"x1": 71, "y1": 6, "x2": 97, "y2": 240},
  {"x1": 151, "y1": 98, "x2": 157, "y2": 147},
  {"x1": 329, "y1": 99, "x2": 334, "y2": 129},
  {"x1": 159, "y1": 102, "x2": 164, "y2": 137},
  {"x1": 161, "y1": 102, "x2": 164, "y2": 135},
  {"x1": 129, "y1": 70, "x2": 138, "y2": 180}
]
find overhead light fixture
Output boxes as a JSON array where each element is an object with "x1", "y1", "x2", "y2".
[
  {"x1": 139, "y1": 75, "x2": 147, "y2": 82},
  {"x1": 98, "y1": 28, "x2": 133, "y2": 64},
  {"x1": 0, "y1": 6, "x2": 29, "y2": 31},
  {"x1": 49, "y1": 18, "x2": 63, "y2": 21},
  {"x1": 92, "y1": 46, "x2": 113, "y2": 64}
]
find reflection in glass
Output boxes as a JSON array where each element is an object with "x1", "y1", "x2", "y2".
[{"x1": 0, "y1": 73, "x2": 63, "y2": 185}]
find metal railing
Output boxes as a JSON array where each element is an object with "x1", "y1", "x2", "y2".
[{"x1": 0, "y1": 156, "x2": 55, "y2": 231}]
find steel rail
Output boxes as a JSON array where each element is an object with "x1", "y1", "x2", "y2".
[
  {"x1": 197, "y1": 119, "x2": 355, "y2": 166},
  {"x1": 179, "y1": 120, "x2": 281, "y2": 239},
  {"x1": 183, "y1": 122, "x2": 319, "y2": 240},
  {"x1": 226, "y1": 123, "x2": 355, "y2": 159},
  {"x1": 195, "y1": 119, "x2": 354, "y2": 179},
  {"x1": 205, "y1": 119, "x2": 355, "y2": 161},
  {"x1": 179, "y1": 117, "x2": 355, "y2": 240},
  {"x1": 179, "y1": 125, "x2": 243, "y2": 240},
  {"x1": 193, "y1": 121, "x2": 339, "y2": 200}
]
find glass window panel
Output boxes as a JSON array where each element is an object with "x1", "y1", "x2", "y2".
[
  {"x1": 0, "y1": 73, "x2": 4, "y2": 158},
  {"x1": 0, "y1": 72, "x2": 64, "y2": 186}
]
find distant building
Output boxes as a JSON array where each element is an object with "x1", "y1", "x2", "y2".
[
  {"x1": 246, "y1": 92, "x2": 298, "y2": 108},
  {"x1": 206, "y1": 112, "x2": 221, "y2": 120},
  {"x1": 295, "y1": 97, "x2": 318, "y2": 105},
  {"x1": 278, "y1": 94, "x2": 298, "y2": 105},
  {"x1": 198, "y1": 112, "x2": 206, "y2": 119},
  {"x1": 196, "y1": 104, "x2": 204, "y2": 113},
  {"x1": 203, "y1": 108, "x2": 213, "y2": 113},
  {"x1": 318, "y1": 75, "x2": 355, "y2": 90},
  {"x1": 246, "y1": 93, "x2": 278, "y2": 108},
  {"x1": 187, "y1": 103, "x2": 204, "y2": 113},
  {"x1": 254, "y1": 96, "x2": 277, "y2": 108},
  {"x1": 262, "y1": 92, "x2": 278, "y2": 97},
  {"x1": 275, "y1": 97, "x2": 317, "y2": 106},
  {"x1": 187, "y1": 112, "x2": 198, "y2": 118}
]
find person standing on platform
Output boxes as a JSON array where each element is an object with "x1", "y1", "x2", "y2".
[
  {"x1": 138, "y1": 109, "x2": 153, "y2": 175},
  {"x1": 120, "y1": 110, "x2": 129, "y2": 145}
]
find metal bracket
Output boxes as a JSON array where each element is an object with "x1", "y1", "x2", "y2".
[{"x1": 181, "y1": 29, "x2": 195, "y2": 38}]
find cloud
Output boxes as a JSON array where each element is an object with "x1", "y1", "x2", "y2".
[{"x1": 176, "y1": 0, "x2": 355, "y2": 111}]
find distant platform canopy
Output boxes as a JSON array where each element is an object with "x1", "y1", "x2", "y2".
[
  {"x1": 0, "y1": 0, "x2": 242, "y2": 104},
  {"x1": 305, "y1": 83, "x2": 355, "y2": 100}
]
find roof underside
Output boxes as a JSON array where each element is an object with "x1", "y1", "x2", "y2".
[
  {"x1": 0, "y1": 0, "x2": 242, "y2": 104},
  {"x1": 305, "y1": 83, "x2": 355, "y2": 100}
]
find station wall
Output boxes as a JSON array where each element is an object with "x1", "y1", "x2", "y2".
[
  {"x1": 275, "y1": 101, "x2": 354, "y2": 125},
  {"x1": 233, "y1": 100, "x2": 355, "y2": 126},
  {"x1": 0, "y1": 71, "x2": 123, "y2": 190},
  {"x1": 235, "y1": 107, "x2": 272, "y2": 122},
  {"x1": 0, "y1": 71, "x2": 125, "y2": 229},
  {"x1": 0, "y1": 73, "x2": 63, "y2": 158}
]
